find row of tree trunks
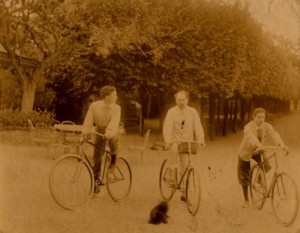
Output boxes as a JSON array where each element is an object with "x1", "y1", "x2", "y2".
[
  {"x1": 207, "y1": 95, "x2": 290, "y2": 140},
  {"x1": 144, "y1": 91, "x2": 291, "y2": 141}
]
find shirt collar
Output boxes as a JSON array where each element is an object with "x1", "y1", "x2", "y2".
[
  {"x1": 252, "y1": 121, "x2": 264, "y2": 130},
  {"x1": 100, "y1": 100, "x2": 114, "y2": 109}
]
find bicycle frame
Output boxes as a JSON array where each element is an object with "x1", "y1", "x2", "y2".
[
  {"x1": 49, "y1": 129, "x2": 132, "y2": 209},
  {"x1": 255, "y1": 146, "x2": 288, "y2": 198},
  {"x1": 169, "y1": 140, "x2": 201, "y2": 190},
  {"x1": 79, "y1": 135, "x2": 112, "y2": 184}
]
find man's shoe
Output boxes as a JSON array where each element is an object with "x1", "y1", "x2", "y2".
[
  {"x1": 95, "y1": 177, "x2": 104, "y2": 186},
  {"x1": 264, "y1": 164, "x2": 272, "y2": 173},
  {"x1": 94, "y1": 183, "x2": 101, "y2": 194},
  {"x1": 181, "y1": 196, "x2": 193, "y2": 208},
  {"x1": 108, "y1": 163, "x2": 116, "y2": 170},
  {"x1": 106, "y1": 168, "x2": 117, "y2": 182},
  {"x1": 242, "y1": 201, "x2": 249, "y2": 208}
]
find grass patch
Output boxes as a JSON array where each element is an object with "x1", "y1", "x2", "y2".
[{"x1": 0, "y1": 130, "x2": 32, "y2": 145}]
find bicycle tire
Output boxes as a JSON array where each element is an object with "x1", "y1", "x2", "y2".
[
  {"x1": 49, "y1": 154, "x2": 94, "y2": 210},
  {"x1": 271, "y1": 172, "x2": 299, "y2": 226},
  {"x1": 186, "y1": 168, "x2": 201, "y2": 216},
  {"x1": 250, "y1": 165, "x2": 267, "y2": 210},
  {"x1": 106, "y1": 157, "x2": 132, "y2": 202},
  {"x1": 159, "y1": 159, "x2": 176, "y2": 201}
]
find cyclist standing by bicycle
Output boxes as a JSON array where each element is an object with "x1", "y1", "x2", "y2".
[
  {"x1": 237, "y1": 107, "x2": 288, "y2": 208},
  {"x1": 82, "y1": 85, "x2": 121, "y2": 193},
  {"x1": 163, "y1": 90, "x2": 205, "y2": 202}
]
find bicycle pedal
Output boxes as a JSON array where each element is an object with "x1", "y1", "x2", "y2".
[
  {"x1": 94, "y1": 185, "x2": 101, "y2": 194},
  {"x1": 95, "y1": 177, "x2": 104, "y2": 186}
]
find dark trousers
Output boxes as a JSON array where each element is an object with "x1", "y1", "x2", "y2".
[
  {"x1": 93, "y1": 129, "x2": 119, "y2": 178},
  {"x1": 237, "y1": 154, "x2": 262, "y2": 186},
  {"x1": 238, "y1": 152, "x2": 272, "y2": 186}
]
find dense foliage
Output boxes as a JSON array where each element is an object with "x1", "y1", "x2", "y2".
[
  {"x1": 0, "y1": 0, "x2": 299, "y2": 131},
  {"x1": 0, "y1": 109, "x2": 56, "y2": 130}
]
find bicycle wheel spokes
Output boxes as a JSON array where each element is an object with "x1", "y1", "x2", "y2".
[
  {"x1": 186, "y1": 168, "x2": 201, "y2": 216},
  {"x1": 271, "y1": 173, "x2": 299, "y2": 226},
  {"x1": 250, "y1": 165, "x2": 267, "y2": 210},
  {"x1": 159, "y1": 159, "x2": 176, "y2": 201},
  {"x1": 49, "y1": 154, "x2": 94, "y2": 210},
  {"x1": 106, "y1": 157, "x2": 132, "y2": 202}
]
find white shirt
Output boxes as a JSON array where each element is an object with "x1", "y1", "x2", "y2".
[
  {"x1": 163, "y1": 105, "x2": 205, "y2": 145},
  {"x1": 82, "y1": 100, "x2": 121, "y2": 138},
  {"x1": 238, "y1": 120, "x2": 284, "y2": 161}
]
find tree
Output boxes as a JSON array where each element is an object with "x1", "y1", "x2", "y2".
[{"x1": 0, "y1": 0, "x2": 83, "y2": 112}]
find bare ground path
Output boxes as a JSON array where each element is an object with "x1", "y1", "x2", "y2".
[{"x1": 0, "y1": 112, "x2": 299, "y2": 233}]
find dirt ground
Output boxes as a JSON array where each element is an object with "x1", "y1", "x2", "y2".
[{"x1": 0, "y1": 112, "x2": 300, "y2": 233}]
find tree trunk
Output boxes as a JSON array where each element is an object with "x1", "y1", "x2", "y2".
[
  {"x1": 139, "y1": 109, "x2": 144, "y2": 136},
  {"x1": 137, "y1": 84, "x2": 148, "y2": 135},
  {"x1": 217, "y1": 96, "x2": 221, "y2": 123},
  {"x1": 240, "y1": 97, "x2": 246, "y2": 129},
  {"x1": 232, "y1": 95, "x2": 238, "y2": 133},
  {"x1": 159, "y1": 92, "x2": 168, "y2": 133},
  {"x1": 209, "y1": 93, "x2": 216, "y2": 140},
  {"x1": 199, "y1": 97, "x2": 205, "y2": 123},
  {"x1": 146, "y1": 94, "x2": 152, "y2": 118},
  {"x1": 229, "y1": 98, "x2": 233, "y2": 120},
  {"x1": 21, "y1": 78, "x2": 37, "y2": 112},
  {"x1": 222, "y1": 98, "x2": 229, "y2": 136},
  {"x1": 247, "y1": 98, "x2": 253, "y2": 122}
]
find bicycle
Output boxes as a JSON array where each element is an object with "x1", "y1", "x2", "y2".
[
  {"x1": 250, "y1": 146, "x2": 299, "y2": 226},
  {"x1": 159, "y1": 141, "x2": 203, "y2": 216},
  {"x1": 49, "y1": 131, "x2": 132, "y2": 210}
]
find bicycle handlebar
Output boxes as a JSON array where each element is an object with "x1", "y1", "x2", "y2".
[
  {"x1": 255, "y1": 145, "x2": 289, "y2": 156},
  {"x1": 168, "y1": 140, "x2": 206, "y2": 149},
  {"x1": 79, "y1": 131, "x2": 105, "y2": 143},
  {"x1": 91, "y1": 131, "x2": 105, "y2": 139}
]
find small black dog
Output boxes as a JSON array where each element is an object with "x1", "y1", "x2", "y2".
[{"x1": 148, "y1": 201, "x2": 169, "y2": 224}]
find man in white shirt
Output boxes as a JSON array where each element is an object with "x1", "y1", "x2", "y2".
[
  {"x1": 237, "y1": 107, "x2": 287, "y2": 208},
  {"x1": 163, "y1": 91, "x2": 205, "y2": 202},
  {"x1": 82, "y1": 86, "x2": 121, "y2": 193}
]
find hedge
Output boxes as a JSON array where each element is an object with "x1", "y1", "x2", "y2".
[{"x1": 0, "y1": 109, "x2": 56, "y2": 130}]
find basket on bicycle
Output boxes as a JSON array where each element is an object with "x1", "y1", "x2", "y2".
[{"x1": 178, "y1": 142, "x2": 198, "y2": 154}]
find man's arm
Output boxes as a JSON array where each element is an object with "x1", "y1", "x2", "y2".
[
  {"x1": 163, "y1": 110, "x2": 173, "y2": 145},
  {"x1": 82, "y1": 103, "x2": 94, "y2": 135},
  {"x1": 244, "y1": 124, "x2": 262, "y2": 149},
  {"x1": 105, "y1": 105, "x2": 121, "y2": 139},
  {"x1": 266, "y1": 124, "x2": 285, "y2": 147}
]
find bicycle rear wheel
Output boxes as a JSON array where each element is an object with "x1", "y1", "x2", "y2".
[
  {"x1": 250, "y1": 165, "x2": 267, "y2": 210},
  {"x1": 49, "y1": 154, "x2": 94, "y2": 210},
  {"x1": 106, "y1": 157, "x2": 132, "y2": 202},
  {"x1": 159, "y1": 159, "x2": 176, "y2": 201},
  {"x1": 271, "y1": 172, "x2": 299, "y2": 226},
  {"x1": 186, "y1": 168, "x2": 201, "y2": 216}
]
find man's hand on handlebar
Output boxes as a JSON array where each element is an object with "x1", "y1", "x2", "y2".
[
  {"x1": 79, "y1": 134, "x2": 87, "y2": 143},
  {"x1": 255, "y1": 145, "x2": 265, "y2": 154},
  {"x1": 278, "y1": 143, "x2": 289, "y2": 152}
]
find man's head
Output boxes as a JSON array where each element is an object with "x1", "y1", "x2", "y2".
[
  {"x1": 175, "y1": 91, "x2": 189, "y2": 109},
  {"x1": 253, "y1": 107, "x2": 266, "y2": 126},
  {"x1": 100, "y1": 86, "x2": 118, "y2": 104}
]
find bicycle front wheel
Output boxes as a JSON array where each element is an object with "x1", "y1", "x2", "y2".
[
  {"x1": 49, "y1": 154, "x2": 94, "y2": 210},
  {"x1": 106, "y1": 157, "x2": 132, "y2": 202},
  {"x1": 271, "y1": 172, "x2": 299, "y2": 226},
  {"x1": 186, "y1": 168, "x2": 201, "y2": 216},
  {"x1": 159, "y1": 159, "x2": 176, "y2": 201},
  {"x1": 250, "y1": 165, "x2": 267, "y2": 210}
]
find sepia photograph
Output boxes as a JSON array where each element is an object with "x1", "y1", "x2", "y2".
[{"x1": 0, "y1": 0, "x2": 299, "y2": 232}]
